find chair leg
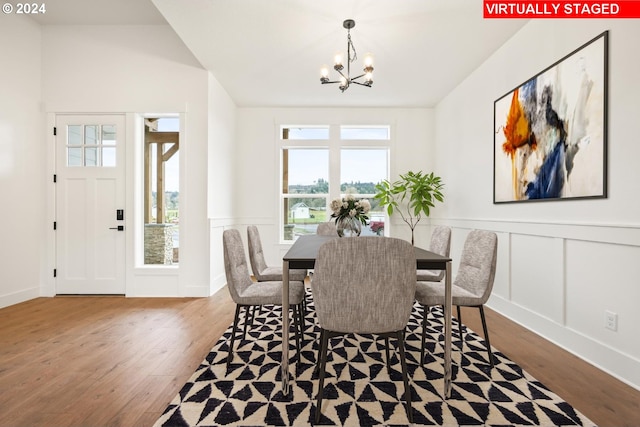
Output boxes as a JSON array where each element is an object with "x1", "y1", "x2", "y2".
[
  {"x1": 242, "y1": 305, "x2": 254, "y2": 341},
  {"x1": 315, "y1": 328, "x2": 329, "y2": 424},
  {"x1": 420, "y1": 305, "x2": 429, "y2": 365},
  {"x1": 384, "y1": 337, "x2": 391, "y2": 375},
  {"x1": 299, "y1": 301, "x2": 307, "y2": 338},
  {"x1": 314, "y1": 328, "x2": 324, "y2": 374},
  {"x1": 396, "y1": 331, "x2": 414, "y2": 423},
  {"x1": 457, "y1": 305, "x2": 463, "y2": 349},
  {"x1": 227, "y1": 305, "x2": 241, "y2": 370},
  {"x1": 478, "y1": 305, "x2": 495, "y2": 369},
  {"x1": 299, "y1": 303, "x2": 306, "y2": 343},
  {"x1": 302, "y1": 295, "x2": 307, "y2": 318}
]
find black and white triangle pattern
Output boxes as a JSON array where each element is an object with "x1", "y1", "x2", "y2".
[{"x1": 154, "y1": 289, "x2": 596, "y2": 426}]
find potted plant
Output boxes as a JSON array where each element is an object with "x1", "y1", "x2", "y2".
[{"x1": 374, "y1": 171, "x2": 444, "y2": 245}]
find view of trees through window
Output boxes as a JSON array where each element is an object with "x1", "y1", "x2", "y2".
[{"x1": 287, "y1": 180, "x2": 381, "y2": 209}]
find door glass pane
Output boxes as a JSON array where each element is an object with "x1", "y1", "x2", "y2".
[
  {"x1": 102, "y1": 147, "x2": 116, "y2": 167},
  {"x1": 68, "y1": 125, "x2": 82, "y2": 145},
  {"x1": 85, "y1": 125, "x2": 98, "y2": 145},
  {"x1": 102, "y1": 125, "x2": 116, "y2": 145},
  {"x1": 85, "y1": 147, "x2": 98, "y2": 166},
  {"x1": 68, "y1": 147, "x2": 82, "y2": 166}
]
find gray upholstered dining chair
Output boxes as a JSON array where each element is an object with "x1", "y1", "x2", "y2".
[
  {"x1": 311, "y1": 236, "x2": 416, "y2": 424},
  {"x1": 223, "y1": 229, "x2": 305, "y2": 371},
  {"x1": 416, "y1": 229, "x2": 498, "y2": 368},
  {"x1": 247, "y1": 225, "x2": 307, "y2": 282},
  {"x1": 416, "y1": 225, "x2": 451, "y2": 281},
  {"x1": 316, "y1": 221, "x2": 337, "y2": 236}
]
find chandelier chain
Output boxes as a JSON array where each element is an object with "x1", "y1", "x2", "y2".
[{"x1": 347, "y1": 32, "x2": 357, "y2": 64}]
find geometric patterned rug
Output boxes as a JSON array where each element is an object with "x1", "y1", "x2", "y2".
[{"x1": 154, "y1": 289, "x2": 596, "y2": 426}]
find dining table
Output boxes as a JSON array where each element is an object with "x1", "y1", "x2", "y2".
[{"x1": 281, "y1": 234, "x2": 453, "y2": 398}]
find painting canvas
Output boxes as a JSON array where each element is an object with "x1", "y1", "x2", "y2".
[{"x1": 494, "y1": 31, "x2": 608, "y2": 203}]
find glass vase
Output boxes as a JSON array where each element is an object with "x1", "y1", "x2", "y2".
[{"x1": 336, "y1": 217, "x2": 362, "y2": 237}]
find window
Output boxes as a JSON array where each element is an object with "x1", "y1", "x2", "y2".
[
  {"x1": 285, "y1": 126, "x2": 329, "y2": 140},
  {"x1": 143, "y1": 117, "x2": 180, "y2": 265},
  {"x1": 340, "y1": 148, "x2": 388, "y2": 236},
  {"x1": 280, "y1": 125, "x2": 390, "y2": 241},
  {"x1": 340, "y1": 126, "x2": 389, "y2": 140},
  {"x1": 281, "y1": 143, "x2": 329, "y2": 239},
  {"x1": 67, "y1": 124, "x2": 116, "y2": 167}
]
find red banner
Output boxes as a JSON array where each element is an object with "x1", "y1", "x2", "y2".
[{"x1": 484, "y1": 1, "x2": 640, "y2": 18}]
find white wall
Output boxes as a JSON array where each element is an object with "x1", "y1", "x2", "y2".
[
  {"x1": 434, "y1": 20, "x2": 640, "y2": 390},
  {"x1": 233, "y1": 107, "x2": 436, "y2": 265},
  {"x1": 41, "y1": 25, "x2": 212, "y2": 297},
  {"x1": 0, "y1": 15, "x2": 44, "y2": 308},
  {"x1": 208, "y1": 73, "x2": 237, "y2": 295}
]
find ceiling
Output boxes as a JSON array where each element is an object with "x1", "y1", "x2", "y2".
[{"x1": 31, "y1": 0, "x2": 527, "y2": 108}]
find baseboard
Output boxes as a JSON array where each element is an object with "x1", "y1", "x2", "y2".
[
  {"x1": 183, "y1": 285, "x2": 210, "y2": 298},
  {"x1": 488, "y1": 295, "x2": 640, "y2": 392},
  {"x1": 0, "y1": 287, "x2": 40, "y2": 310},
  {"x1": 208, "y1": 281, "x2": 226, "y2": 296}
]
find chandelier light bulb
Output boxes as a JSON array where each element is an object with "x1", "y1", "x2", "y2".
[
  {"x1": 320, "y1": 66, "x2": 329, "y2": 83},
  {"x1": 365, "y1": 72, "x2": 373, "y2": 82},
  {"x1": 364, "y1": 54, "x2": 374, "y2": 68},
  {"x1": 334, "y1": 53, "x2": 343, "y2": 70}
]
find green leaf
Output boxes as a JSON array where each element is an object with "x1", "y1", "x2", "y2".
[{"x1": 373, "y1": 170, "x2": 445, "y2": 233}]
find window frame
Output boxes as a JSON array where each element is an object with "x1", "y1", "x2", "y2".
[
  {"x1": 138, "y1": 113, "x2": 181, "y2": 268},
  {"x1": 278, "y1": 124, "x2": 391, "y2": 243},
  {"x1": 66, "y1": 124, "x2": 118, "y2": 167}
]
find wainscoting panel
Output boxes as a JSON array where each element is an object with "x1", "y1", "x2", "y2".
[
  {"x1": 565, "y1": 239, "x2": 640, "y2": 357},
  {"x1": 510, "y1": 234, "x2": 565, "y2": 324},
  {"x1": 434, "y1": 218, "x2": 640, "y2": 390}
]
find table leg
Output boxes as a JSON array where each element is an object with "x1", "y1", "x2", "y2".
[
  {"x1": 444, "y1": 260, "x2": 452, "y2": 398},
  {"x1": 281, "y1": 260, "x2": 290, "y2": 395}
]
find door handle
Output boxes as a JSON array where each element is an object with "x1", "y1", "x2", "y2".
[{"x1": 109, "y1": 225, "x2": 125, "y2": 231}]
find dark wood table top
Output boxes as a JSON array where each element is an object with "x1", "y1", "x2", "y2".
[{"x1": 283, "y1": 234, "x2": 451, "y2": 270}]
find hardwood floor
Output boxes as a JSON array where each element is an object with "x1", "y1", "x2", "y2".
[{"x1": 0, "y1": 289, "x2": 638, "y2": 426}]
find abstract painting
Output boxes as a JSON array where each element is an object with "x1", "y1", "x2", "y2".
[{"x1": 494, "y1": 31, "x2": 608, "y2": 203}]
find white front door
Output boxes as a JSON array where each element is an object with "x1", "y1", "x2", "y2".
[{"x1": 55, "y1": 115, "x2": 126, "y2": 294}]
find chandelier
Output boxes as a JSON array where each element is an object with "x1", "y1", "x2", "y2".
[{"x1": 320, "y1": 19, "x2": 374, "y2": 92}]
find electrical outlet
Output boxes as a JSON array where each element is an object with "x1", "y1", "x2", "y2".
[{"x1": 605, "y1": 310, "x2": 618, "y2": 331}]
